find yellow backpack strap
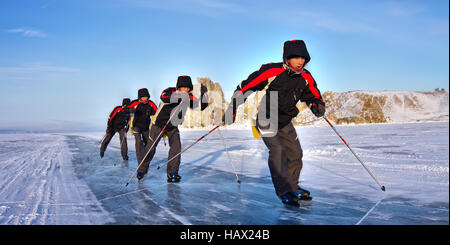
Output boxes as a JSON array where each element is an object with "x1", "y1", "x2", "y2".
[
  {"x1": 247, "y1": 107, "x2": 261, "y2": 138},
  {"x1": 129, "y1": 102, "x2": 139, "y2": 134},
  {"x1": 129, "y1": 119, "x2": 134, "y2": 135},
  {"x1": 248, "y1": 76, "x2": 276, "y2": 138}
]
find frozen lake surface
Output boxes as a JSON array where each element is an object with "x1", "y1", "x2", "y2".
[{"x1": 0, "y1": 122, "x2": 448, "y2": 224}]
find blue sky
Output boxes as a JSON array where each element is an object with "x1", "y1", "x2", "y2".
[{"x1": 0, "y1": 0, "x2": 448, "y2": 129}]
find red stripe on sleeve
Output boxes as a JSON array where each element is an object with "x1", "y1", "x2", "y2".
[
  {"x1": 109, "y1": 107, "x2": 123, "y2": 122},
  {"x1": 128, "y1": 101, "x2": 140, "y2": 108},
  {"x1": 149, "y1": 101, "x2": 158, "y2": 112},
  {"x1": 161, "y1": 89, "x2": 169, "y2": 99},
  {"x1": 301, "y1": 71, "x2": 322, "y2": 101},
  {"x1": 238, "y1": 67, "x2": 285, "y2": 97}
]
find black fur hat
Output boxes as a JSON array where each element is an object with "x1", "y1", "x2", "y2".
[
  {"x1": 283, "y1": 40, "x2": 311, "y2": 64},
  {"x1": 122, "y1": 98, "x2": 131, "y2": 106},
  {"x1": 138, "y1": 88, "x2": 150, "y2": 98},
  {"x1": 176, "y1": 75, "x2": 193, "y2": 91}
]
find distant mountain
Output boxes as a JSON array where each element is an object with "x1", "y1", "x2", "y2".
[
  {"x1": 181, "y1": 78, "x2": 449, "y2": 128},
  {"x1": 182, "y1": 77, "x2": 227, "y2": 128},
  {"x1": 312, "y1": 90, "x2": 448, "y2": 124},
  {"x1": 0, "y1": 120, "x2": 104, "y2": 133}
]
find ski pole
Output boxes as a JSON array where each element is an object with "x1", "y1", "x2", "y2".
[
  {"x1": 212, "y1": 111, "x2": 241, "y2": 184},
  {"x1": 125, "y1": 107, "x2": 180, "y2": 187},
  {"x1": 156, "y1": 123, "x2": 222, "y2": 170},
  {"x1": 323, "y1": 116, "x2": 386, "y2": 192},
  {"x1": 217, "y1": 127, "x2": 241, "y2": 184},
  {"x1": 87, "y1": 133, "x2": 107, "y2": 162},
  {"x1": 114, "y1": 130, "x2": 127, "y2": 166}
]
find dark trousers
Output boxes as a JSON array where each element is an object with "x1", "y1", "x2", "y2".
[
  {"x1": 100, "y1": 128, "x2": 128, "y2": 157},
  {"x1": 133, "y1": 128, "x2": 150, "y2": 170},
  {"x1": 261, "y1": 122, "x2": 303, "y2": 197},
  {"x1": 136, "y1": 125, "x2": 181, "y2": 175}
]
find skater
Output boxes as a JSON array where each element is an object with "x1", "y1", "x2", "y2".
[
  {"x1": 136, "y1": 75, "x2": 209, "y2": 182},
  {"x1": 127, "y1": 88, "x2": 158, "y2": 170},
  {"x1": 224, "y1": 40, "x2": 326, "y2": 206},
  {"x1": 100, "y1": 98, "x2": 132, "y2": 160}
]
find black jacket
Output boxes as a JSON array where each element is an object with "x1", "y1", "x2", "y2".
[
  {"x1": 107, "y1": 105, "x2": 131, "y2": 131},
  {"x1": 127, "y1": 99, "x2": 158, "y2": 131},
  {"x1": 230, "y1": 62, "x2": 324, "y2": 129},
  {"x1": 155, "y1": 87, "x2": 209, "y2": 130}
]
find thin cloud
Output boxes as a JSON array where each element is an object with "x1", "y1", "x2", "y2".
[
  {"x1": 385, "y1": 1, "x2": 426, "y2": 17},
  {"x1": 296, "y1": 10, "x2": 378, "y2": 33},
  {"x1": 317, "y1": 19, "x2": 377, "y2": 33},
  {"x1": 192, "y1": 0, "x2": 240, "y2": 11},
  {"x1": 6, "y1": 28, "x2": 47, "y2": 38},
  {"x1": 0, "y1": 64, "x2": 79, "y2": 82},
  {"x1": 40, "y1": 0, "x2": 55, "y2": 9},
  {"x1": 0, "y1": 65, "x2": 79, "y2": 74},
  {"x1": 428, "y1": 20, "x2": 450, "y2": 36},
  {"x1": 117, "y1": 0, "x2": 243, "y2": 18}
]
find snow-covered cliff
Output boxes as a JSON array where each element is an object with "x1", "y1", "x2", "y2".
[
  {"x1": 315, "y1": 90, "x2": 449, "y2": 124},
  {"x1": 181, "y1": 78, "x2": 449, "y2": 128}
]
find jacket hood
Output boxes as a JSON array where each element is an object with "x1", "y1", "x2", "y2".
[{"x1": 283, "y1": 40, "x2": 311, "y2": 64}]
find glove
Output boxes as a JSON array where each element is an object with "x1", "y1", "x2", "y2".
[
  {"x1": 222, "y1": 104, "x2": 236, "y2": 125},
  {"x1": 200, "y1": 84, "x2": 208, "y2": 96},
  {"x1": 310, "y1": 99, "x2": 326, "y2": 117},
  {"x1": 199, "y1": 84, "x2": 210, "y2": 110},
  {"x1": 124, "y1": 124, "x2": 129, "y2": 133}
]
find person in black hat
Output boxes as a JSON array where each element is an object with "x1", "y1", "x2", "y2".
[
  {"x1": 126, "y1": 88, "x2": 158, "y2": 168},
  {"x1": 135, "y1": 75, "x2": 210, "y2": 182},
  {"x1": 100, "y1": 98, "x2": 132, "y2": 160},
  {"x1": 224, "y1": 40, "x2": 326, "y2": 206}
]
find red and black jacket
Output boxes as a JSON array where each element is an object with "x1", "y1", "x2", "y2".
[
  {"x1": 230, "y1": 62, "x2": 324, "y2": 129},
  {"x1": 107, "y1": 105, "x2": 132, "y2": 131},
  {"x1": 127, "y1": 99, "x2": 158, "y2": 131},
  {"x1": 155, "y1": 87, "x2": 209, "y2": 130}
]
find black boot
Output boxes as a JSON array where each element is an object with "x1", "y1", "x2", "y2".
[
  {"x1": 136, "y1": 172, "x2": 145, "y2": 181},
  {"x1": 122, "y1": 155, "x2": 129, "y2": 161},
  {"x1": 279, "y1": 192, "x2": 300, "y2": 207},
  {"x1": 167, "y1": 172, "x2": 181, "y2": 183},
  {"x1": 292, "y1": 187, "x2": 312, "y2": 200},
  {"x1": 100, "y1": 151, "x2": 104, "y2": 158}
]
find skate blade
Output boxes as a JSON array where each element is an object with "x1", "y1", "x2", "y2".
[
  {"x1": 283, "y1": 197, "x2": 313, "y2": 208},
  {"x1": 283, "y1": 202, "x2": 300, "y2": 207},
  {"x1": 298, "y1": 196, "x2": 313, "y2": 201}
]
